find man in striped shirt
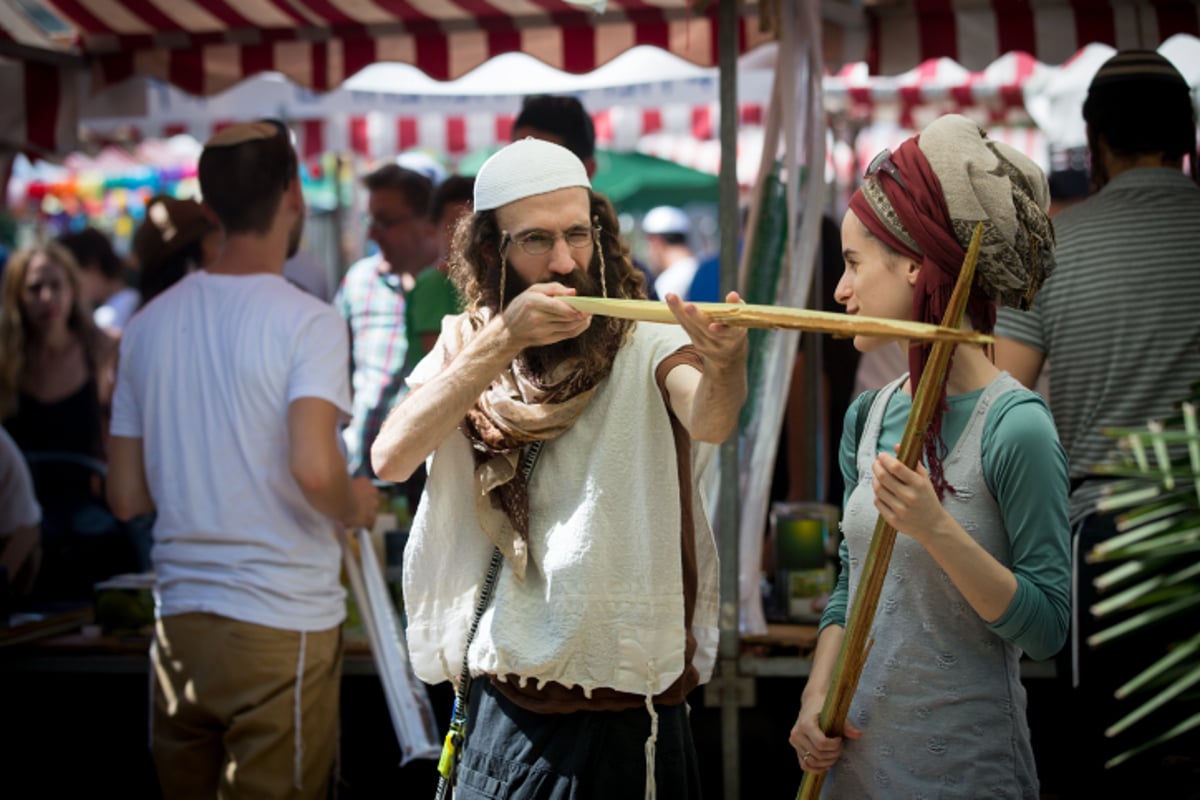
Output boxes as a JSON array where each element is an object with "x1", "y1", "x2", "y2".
[
  {"x1": 335, "y1": 164, "x2": 437, "y2": 478},
  {"x1": 995, "y1": 50, "x2": 1200, "y2": 796}
]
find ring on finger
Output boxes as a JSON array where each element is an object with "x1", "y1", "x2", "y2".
[{"x1": 802, "y1": 750, "x2": 813, "y2": 762}]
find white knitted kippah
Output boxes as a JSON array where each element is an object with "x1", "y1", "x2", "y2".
[{"x1": 474, "y1": 138, "x2": 591, "y2": 211}]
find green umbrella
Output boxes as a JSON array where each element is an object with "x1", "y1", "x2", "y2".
[{"x1": 456, "y1": 147, "x2": 718, "y2": 214}]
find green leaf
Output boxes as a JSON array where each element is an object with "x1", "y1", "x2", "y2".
[
  {"x1": 1116, "y1": 633, "x2": 1200, "y2": 698},
  {"x1": 1087, "y1": 594, "x2": 1200, "y2": 647},
  {"x1": 1091, "y1": 564, "x2": 1200, "y2": 618},
  {"x1": 1105, "y1": 713, "x2": 1200, "y2": 770},
  {"x1": 1106, "y1": 662, "x2": 1200, "y2": 737}
]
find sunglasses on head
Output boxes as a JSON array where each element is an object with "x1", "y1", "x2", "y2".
[{"x1": 865, "y1": 148, "x2": 907, "y2": 192}]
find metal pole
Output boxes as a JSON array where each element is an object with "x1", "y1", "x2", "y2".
[
  {"x1": 717, "y1": 1, "x2": 741, "y2": 799},
  {"x1": 330, "y1": 153, "x2": 348, "y2": 279}
]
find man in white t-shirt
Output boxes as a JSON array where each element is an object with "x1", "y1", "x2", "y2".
[{"x1": 107, "y1": 120, "x2": 377, "y2": 799}]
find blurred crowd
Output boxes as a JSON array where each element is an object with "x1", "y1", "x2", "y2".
[
  {"x1": 0, "y1": 193, "x2": 224, "y2": 606},
  {"x1": 0, "y1": 93, "x2": 722, "y2": 612}
]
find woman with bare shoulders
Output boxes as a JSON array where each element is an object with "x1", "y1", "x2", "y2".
[{"x1": 1, "y1": 242, "x2": 133, "y2": 600}]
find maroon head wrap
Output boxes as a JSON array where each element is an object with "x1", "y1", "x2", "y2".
[{"x1": 848, "y1": 138, "x2": 997, "y2": 499}]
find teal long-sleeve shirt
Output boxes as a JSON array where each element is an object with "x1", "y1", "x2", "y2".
[{"x1": 820, "y1": 381, "x2": 1071, "y2": 661}]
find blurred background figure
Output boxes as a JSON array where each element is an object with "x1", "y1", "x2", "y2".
[
  {"x1": 642, "y1": 204, "x2": 699, "y2": 300},
  {"x1": 57, "y1": 227, "x2": 139, "y2": 337},
  {"x1": 133, "y1": 195, "x2": 221, "y2": 309},
  {"x1": 1046, "y1": 166, "x2": 1091, "y2": 216},
  {"x1": 405, "y1": 174, "x2": 470, "y2": 375},
  {"x1": 512, "y1": 94, "x2": 598, "y2": 177},
  {"x1": 995, "y1": 49, "x2": 1200, "y2": 795},
  {"x1": 0, "y1": 425, "x2": 41, "y2": 605},
  {"x1": 284, "y1": 247, "x2": 336, "y2": 302},
  {"x1": 335, "y1": 164, "x2": 437, "y2": 482},
  {"x1": 397, "y1": 173, "x2": 471, "y2": 512},
  {"x1": 0, "y1": 242, "x2": 136, "y2": 603}
]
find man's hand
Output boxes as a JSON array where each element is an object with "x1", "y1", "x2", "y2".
[
  {"x1": 662, "y1": 291, "x2": 749, "y2": 443},
  {"x1": 499, "y1": 282, "x2": 592, "y2": 352},
  {"x1": 665, "y1": 290, "x2": 749, "y2": 368},
  {"x1": 342, "y1": 476, "x2": 379, "y2": 532},
  {"x1": 372, "y1": 283, "x2": 588, "y2": 484}
]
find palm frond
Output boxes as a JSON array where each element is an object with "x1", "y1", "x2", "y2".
[
  {"x1": 1105, "y1": 713, "x2": 1200, "y2": 770},
  {"x1": 1088, "y1": 397, "x2": 1200, "y2": 767}
]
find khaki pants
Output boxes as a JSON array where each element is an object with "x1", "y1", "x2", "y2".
[{"x1": 151, "y1": 612, "x2": 342, "y2": 799}]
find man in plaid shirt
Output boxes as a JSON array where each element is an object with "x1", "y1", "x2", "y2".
[{"x1": 335, "y1": 164, "x2": 437, "y2": 478}]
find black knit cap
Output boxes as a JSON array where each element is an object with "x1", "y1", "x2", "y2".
[
  {"x1": 1088, "y1": 49, "x2": 1188, "y2": 91},
  {"x1": 1084, "y1": 49, "x2": 1197, "y2": 177}
]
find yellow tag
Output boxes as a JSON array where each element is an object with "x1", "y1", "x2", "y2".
[{"x1": 437, "y1": 731, "x2": 457, "y2": 778}]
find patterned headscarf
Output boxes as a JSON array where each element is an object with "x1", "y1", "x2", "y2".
[{"x1": 848, "y1": 114, "x2": 1055, "y2": 497}]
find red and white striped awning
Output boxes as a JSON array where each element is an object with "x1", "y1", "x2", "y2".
[
  {"x1": 9, "y1": 1, "x2": 1199, "y2": 96},
  {"x1": 6, "y1": 0, "x2": 1199, "y2": 161},
  {"x1": 82, "y1": 100, "x2": 769, "y2": 167},
  {"x1": 0, "y1": 0, "x2": 80, "y2": 156},
  {"x1": 866, "y1": 0, "x2": 1200, "y2": 75},
  {"x1": 0, "y1": 56, "x2": 77, "y2": 155},
  {"x1": 0, "y1": 0, "x2": 776, "y2": 158},
  {"x1": 826, "y1": 50, "x2": 1045, "y2": 127},
  {"x1": 19, "y1": 0, "x2": 772, "y2": 96}
]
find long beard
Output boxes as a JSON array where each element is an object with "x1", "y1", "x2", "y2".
[{"x1": 503, "y1": 261, "x2": 623, "y2": 386}]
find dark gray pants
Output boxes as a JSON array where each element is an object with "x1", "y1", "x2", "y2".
[{"x1": 456, "y1": 679, "x2": 701, "y2": 800}]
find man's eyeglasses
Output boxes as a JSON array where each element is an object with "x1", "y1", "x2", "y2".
[
  {"x1": 504, "y1": 226, "x2": 596, "y2": 256},
  {"x1": 865, "y1": 148, "x2": 907, "y2": 192}
]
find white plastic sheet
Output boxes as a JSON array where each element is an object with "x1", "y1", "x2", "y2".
[
  {"x1": 341, "y1": 529, "x2": 441, "y2": 766},
  {"x1": 734, "y1": 0, "x2": 827, "y2": 636}
]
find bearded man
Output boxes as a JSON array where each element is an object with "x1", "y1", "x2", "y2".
[{"x1": 371, "y1": 138, "x2": 748, "y2": 800}]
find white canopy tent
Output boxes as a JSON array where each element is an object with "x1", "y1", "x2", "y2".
[
  {"x1": 75, "y1": 45, "x2": 774, "y2": 164},
  {"x1": 75, "y1": 41, "x2": 1064, "y2": 191}
]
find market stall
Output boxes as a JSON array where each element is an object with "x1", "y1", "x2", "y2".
[{"x1": 4, "y1": 3, "x2": 1200, "y2": 798}]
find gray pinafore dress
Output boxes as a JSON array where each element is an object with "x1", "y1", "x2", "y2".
[{"x1": 823, "y1": 373, "x2": 1038, "y2": 799}]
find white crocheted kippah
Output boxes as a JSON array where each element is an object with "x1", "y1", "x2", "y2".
[{"x1": 474, "y1": 137, "x2": 591, "y2": 211}]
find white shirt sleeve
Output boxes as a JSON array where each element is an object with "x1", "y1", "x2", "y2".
[
  {"x1": 109, "y1": 328, "x2": 143, "y2": 438},
  {"x1": 287, "y1": 306, "x2": 353, "y2": 419},
  {"x1": 0, "y1": 428, "x2": 40, "y2": 531}
]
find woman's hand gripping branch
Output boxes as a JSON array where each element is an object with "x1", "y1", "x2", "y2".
[
  {"x1": 788, "y1": 626, "x2": 863, "y2": 775},
  {"x1": 872, "y1": 449, "x2": 1018, "y2": 623}
]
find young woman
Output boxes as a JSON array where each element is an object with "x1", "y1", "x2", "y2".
[
  {"x1": 1, "y1": 242, "x2": 127, "y2": 598},
  {"x1": 789, "y1": 114, "x2": 1070, "y2": 798}
]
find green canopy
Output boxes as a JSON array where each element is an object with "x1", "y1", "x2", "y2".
[{"x1": 456, "y1": 147, "x2": 718, "y2": 214}]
